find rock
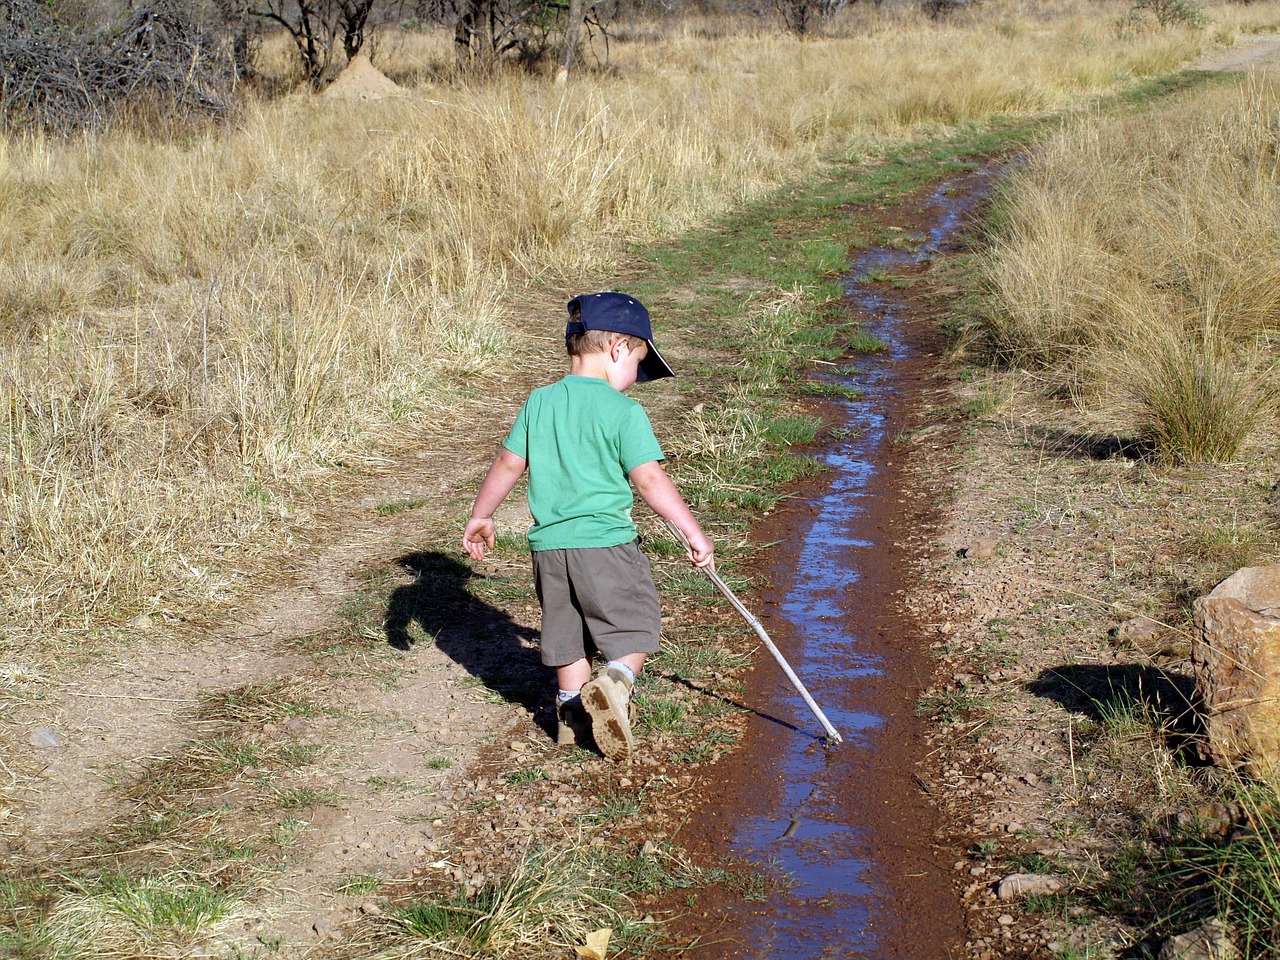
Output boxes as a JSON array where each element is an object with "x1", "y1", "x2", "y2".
[
  {"x1": 358, "y1": 902, "x2": 382, "y2": 916},
  {"x1": 283, "y1": 717, "x2": 310, "y2": 734},
  {"x1": 959, "y1": 541, "x2": 998, "y2": 560},
  {"x1": 1110, "y1": 616, "x2": 1182, "y2": 656},
  {"x1": 1191, "y1": 565, "x2": 1280, "y2": 775},
  {"x1": 28, "y1": 726, "x2": 63, "y2": 748},
  {"x1": 996, "y1": 873, "x2": 1064, "y2": 900},
  {"x1": 1157, "y1": 918, "x2": 1239, "y2": 960}
]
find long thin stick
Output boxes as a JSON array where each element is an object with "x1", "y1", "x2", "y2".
[{"x1": 664, "y1": 522, "x2": 843, "y2": 744}]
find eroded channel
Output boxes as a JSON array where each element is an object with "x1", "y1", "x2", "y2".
[{"x1": 672, "y1": 165, "x2": 1003, "y2": 959}]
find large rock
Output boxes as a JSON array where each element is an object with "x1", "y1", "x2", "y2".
[{"x1": 1192, "y1": 565, "x2": 1280, "y2": 776}]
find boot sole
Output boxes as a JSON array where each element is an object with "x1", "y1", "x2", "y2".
[{"x1": 581, "y1": 677, "x2": 633, "y2": 760}]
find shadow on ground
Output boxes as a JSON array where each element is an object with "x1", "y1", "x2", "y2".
[
  {"x1": 384, "y1": 550, "x2": 552, "y2": 732},
  {"x1": 1028, "y1": 662, "x2": 1204, "y2": 757},
  {"x1": 1027, "y1": 428, "x2": 1156, "y2": 462}
]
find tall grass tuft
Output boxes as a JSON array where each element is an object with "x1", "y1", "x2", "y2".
[
  {"x1": 374, "y1": 844, "x2": 625, "y2": 958},
  {"x1": 1116, "y1": 321, "x2": 1276, "y2": 464},
  {"x1": 977, "y1": 71, "x2": 1280, "y2": 461},
  {"x1": 1153, "y1": 784, "x2": 1280, "y2": 957}
]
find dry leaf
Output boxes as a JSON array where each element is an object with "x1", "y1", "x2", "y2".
[{"x1": 575, "y1": 927, "x2": 612, "y2": 960}]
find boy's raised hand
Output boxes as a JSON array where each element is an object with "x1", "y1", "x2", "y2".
[{"x1": 462, "y1": 516, "x2": 495, "y2": 562}]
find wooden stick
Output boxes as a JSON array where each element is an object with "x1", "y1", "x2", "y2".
[{"x1": 664, "y1": 521, "x2": 843, "y2": 744}]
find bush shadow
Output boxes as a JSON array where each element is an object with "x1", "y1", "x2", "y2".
[
  {"x1": 1028, "y1": 427, "x2": 1156, "y2": 462},
  {"x1": 384, "y1": 550, "x2": 552, "y2": 733},
  {"x1": 1028, "y1": 662, "x2": 1205, "y2": 758}
]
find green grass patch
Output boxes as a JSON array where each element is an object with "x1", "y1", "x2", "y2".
[{"x1": 375, "y1": 497, "x2": 429, "y2": 516}]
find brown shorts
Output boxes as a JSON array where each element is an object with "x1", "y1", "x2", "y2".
[{"x1": 531, "y1": 540, "x2": 661, "y2": 667}]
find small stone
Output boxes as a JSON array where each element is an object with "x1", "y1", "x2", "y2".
[
  {"x1": 996, "y1": 873, "x2": 1064, "y2": 900},
  {"x1": 998, "y1": 914, "x2": 1015, "y2": 926},
  {"x1": 1158, "y1": 918, "x2": 1239, "y2": 960},
  {"x1": 283, "y1": 717, "x2": 310, "y2": 734},
  {"x1": 960, "y1": 541, "x2": 998, "y2": 560},
  {"x1": 28, "y1": 726, "x2": 62, "y2": 749},
  {"x1": 128, "y1": 613, "x2": 154, "y2": 631},
  {"x1": 358, "y1": 902, "x2": 382, "y2": 917}
]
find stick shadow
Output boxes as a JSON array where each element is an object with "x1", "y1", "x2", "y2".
[{"x1": 384, "y1": 550, "x2": 552, "y2": 733}]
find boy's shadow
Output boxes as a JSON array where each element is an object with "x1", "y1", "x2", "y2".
[{"x1": 384, "y1": 551, "x2": 552, "y2": 732}]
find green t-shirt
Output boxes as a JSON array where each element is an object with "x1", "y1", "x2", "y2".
[{"x1": 502, "y1": 375, "x2": 664, "y2": 551}]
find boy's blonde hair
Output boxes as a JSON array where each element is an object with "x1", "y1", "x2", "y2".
[{"x1": 566, "y1": 327, "x2": 646, "y2": 358}]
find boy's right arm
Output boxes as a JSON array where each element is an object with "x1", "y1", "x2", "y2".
[
  {"x1": 629, "y1": 460, "x2": 714, "y2": 569},
  {"x1": 462, "y1": 448, "x2": 527, "y2": 562}
]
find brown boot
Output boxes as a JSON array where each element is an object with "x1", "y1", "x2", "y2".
[
  {"x1": 556, "y1": 696, "x2": 590, "y2": 747},
  {"x1": 581, "y1": 667, "x2": 634, "y2": 761}
]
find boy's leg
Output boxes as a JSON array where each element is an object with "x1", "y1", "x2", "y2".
[
  {"x1": 554, "y1": 659, "x2": 592, "y2": 746},
  {"x1": 574, "y1": 541, "x2": 661, "y2": 760},
  {"x1": 533, "y1": 550, "x2": 597, "y2": 747}
]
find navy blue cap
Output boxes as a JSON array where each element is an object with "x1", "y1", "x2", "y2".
[{"x1": 566, "y1": 291, "x2": 675, "y2": 382}]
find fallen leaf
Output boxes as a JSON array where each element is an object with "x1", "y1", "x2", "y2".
[{"x1": 575, "y1": 927, "x2": 612, "y2": 960}]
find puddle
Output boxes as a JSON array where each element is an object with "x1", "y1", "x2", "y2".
[{"x1": 686, "y1": 165, "x2": 1003, "y2": 958}]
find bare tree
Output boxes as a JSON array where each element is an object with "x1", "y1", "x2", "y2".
[
  {"x1": 336, "y1": 0, "x2": 376, "y2": 60},
  {"x1": 773, "y1": 0, "x2": 846, "y2": 35},
  {"x1": 247, "y1": 0, "x2": 337, "y2": 83},
  {"x1": 556, "y1": 0, "x2": 584, "y2": 81},
  {"x1": 450, "y1": 0, "x2": 616, "y2": 72}
]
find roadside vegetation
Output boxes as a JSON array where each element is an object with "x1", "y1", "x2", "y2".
[
  {"x1": 943, "y1": 62, "x2": 1280, "y2": 957},
  {"x1": 0, "y1": 1, "x2": 1225, "y2": 646},
  {"x1": 5, "y1": 0, "x2": 1280, "y2": 958}
]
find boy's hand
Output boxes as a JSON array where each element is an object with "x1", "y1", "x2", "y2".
[
  {"x1": 462, "y1": 517, "x2": 495, "y2": 561},
  {"x1": 685, "y1": 530, "x2": 715, "y2": 570}
]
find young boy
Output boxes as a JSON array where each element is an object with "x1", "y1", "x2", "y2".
[{"x1": 461, "y1": 292, "x2": 714, "y2": 761}]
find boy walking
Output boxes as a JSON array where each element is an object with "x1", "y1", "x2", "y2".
[{"x1": 461, "y1": 292, "x2": 714, "y2": 761}]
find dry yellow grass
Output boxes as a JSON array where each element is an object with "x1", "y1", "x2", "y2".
[
  {"x1": 978, "y1": 67, "x2": 1280, "y2": 460},
  {"x1": 0, "y1": 1, "x2": 1254, "y2": 641}
]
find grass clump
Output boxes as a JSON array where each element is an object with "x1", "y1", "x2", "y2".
[
  {"x1": 371, "y1": 844, "x2": 625, "y2": 959},
  {"x1": 1145, "y1": 787, "x2": 1280, "y2": 957},
  {"x1": 974, "y1": 72, "x2": 1280, "y2": 462},
  {"x1": 5, "y1": 870, "x2": 249, "y2": 958}
]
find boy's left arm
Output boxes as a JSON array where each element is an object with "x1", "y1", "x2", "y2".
[
  {"x1": 630, "y1": 460, "x2": 714, "y2": 569},
  {"x1": 462, "y1": 448, "x2": 527, "y2": 561}
]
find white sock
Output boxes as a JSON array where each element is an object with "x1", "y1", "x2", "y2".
[
  {"x1": 557, "y1": 689, "x2": 581, "y2": 704},
  {"x1": 606, "y1": 661, "x2": 636, "y2": 687}
]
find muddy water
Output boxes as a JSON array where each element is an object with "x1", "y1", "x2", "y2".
[{"x1": 670, "y1": 167, "x2": 1001, "y2": 958}]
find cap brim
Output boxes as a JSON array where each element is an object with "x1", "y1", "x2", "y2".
[{"x1": 636, "y1": 341, "x2": 675, "y2": 382}]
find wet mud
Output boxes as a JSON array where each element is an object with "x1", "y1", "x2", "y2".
[{"x1": 663, "y1": 166, "x2": 1004, "y2": 959}]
